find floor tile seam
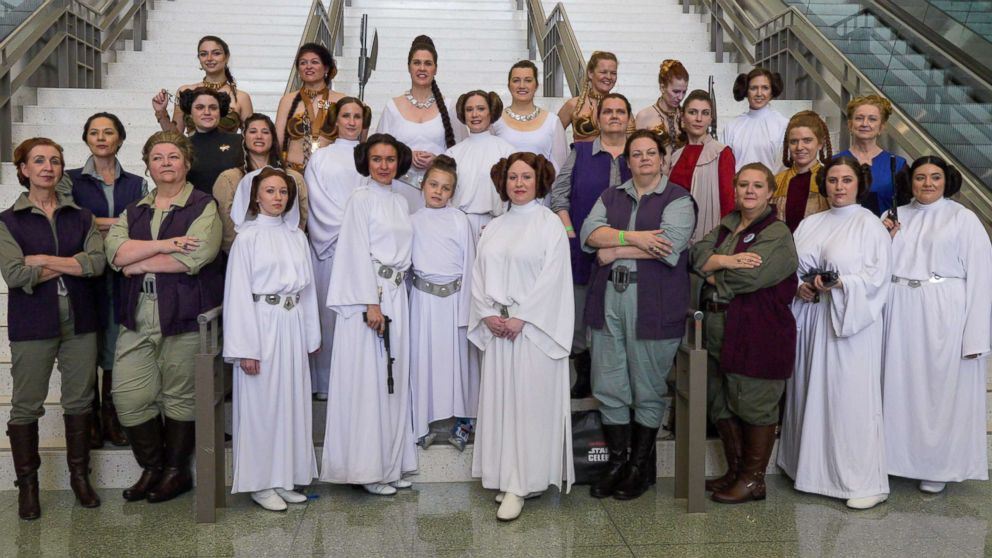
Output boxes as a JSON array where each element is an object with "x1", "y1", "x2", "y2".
[{"x1": 596, "y1": 492, "x2": 637, "y2": 554}]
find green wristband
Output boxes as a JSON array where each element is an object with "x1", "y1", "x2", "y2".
[
  {"x1": 619, "y1": 230, "x2": 626, "y2": 246},
  {"x1": 564, "y1": 225, "x2": 574, "y2": 232}
]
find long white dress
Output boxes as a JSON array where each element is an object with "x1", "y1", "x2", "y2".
[
  {"x1": 320, "y1": 179, "x2": 417, "y2": 484},
  {"x1": 304, "y1": 138, "x2": 363, "y2": 395},
  {"x1": 443, "y1": 131, "x2": 516, "y2": 242},
  {"x1": 491, "y1": 114, "x2": 569, "y2": 173},
  {"x1": 223, "y1": 176, "x2": 320, "y2": 494},
  {"x1": 468, "y1": 200, "x2": 575, "y2": 497},
  {"x1": 410, "y1": 205, "x2": 479, "y2": 440},
  {"x1": 720, "y1": 105, "x2": 789, "y2": 173},
  {"x1": 777, "y1": 203, "x2": 892, "y2": 499},
  {"x1": 376, "y1": 97, "x2": 467, "y2": 188},
  {"x1": 883, "y1": 197, "x2": 992, "y2": 482}
]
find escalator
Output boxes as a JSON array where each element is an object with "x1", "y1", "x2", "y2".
[{"x1": 784, "y1": 1, "x2": 992, "y2": 189}]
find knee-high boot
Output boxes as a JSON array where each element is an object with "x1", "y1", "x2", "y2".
[
  {"x1": 100, "y1": 370, "x2": 128, "y2": 446},
  {"x1": 705, "y1": 417, "x2": 743, "y2": 493},
  {"x1": 7, "y1": 422, "x2": 41, "y2": 519},
  {"x1": 63, "y1": 414, "x2": 101, "y2": 508},
  {"x1": 122, "y1": 417, "x2": 163, "y2": 501},
  {"x1": 590, "y1": 423, "x2": 629, "y2": 498},
  {"x1": 88, "y1": 372, "x2": 103, "y2": 449},
  {"x1": 712, "y1": 423, "x2": 777, "y2": 504},
  {"x1": 613, "y1": 422, "x2": 659, "y2": 500},
  {"x1": 147, "y1": 418, "x2": 195, "y2": 503}
]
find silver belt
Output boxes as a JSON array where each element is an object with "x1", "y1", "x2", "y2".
[
  {"x1": 253, "y1": 293, "x2": 301, "y2": 310},
  {"x1": 412, "y1": 275, "x2": 461, "y2": 297},
  {"x1": 890, "y1": 274, "x2": 955, "y2": 288},
  {"x1": 375, "y1": 263, "x2": 406, "y2": 286},
  {"x1": 495, "y1": 303, "x2": 512, "y2": 319}
]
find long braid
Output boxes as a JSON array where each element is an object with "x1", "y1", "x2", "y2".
[
  {"x1": 224, "y1": 67, "x2": 236, "y2": 88},
  {"x1": 431, "y1": 79, "x2": 455, "y2": 148},
  {"x1": 283, "y1": 93, "x2": 303, "y2": 154},
  {"x1": 819, "y1": 119, "x2": 834, "y2": 165}
]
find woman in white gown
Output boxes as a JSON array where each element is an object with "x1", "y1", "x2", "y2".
[
  {"x1": 409, "y1": 155, "x2": 479, "y2": 452},
  {"x1": 223, "y1": 167, "x2": 320, "y2": 511},
  {"x1": 721, "y1": 68, "x2": 789, "y2": 173},
  {"x1": 303, "y1": 96, "x2": 370, "y2": 400},
  {"x1": 375, "y1": 35, "x2": 465, "y2": 193},
  {"x1": 881, "y1": 156, "x2": 992, "y2": 493},
  {"x1": 777, "y1": 155, "x2": 892, "y2": 510},
  {"x1": 320, "y1": 133, "x2": 416, "y2": 496},
  {"x1": 491, "y1": 61, "x2": 568, "y2": 173},
  {"x1": 444, "y1": 90, "x2": 516, "y2": 242},
  {"x1": 469, "y1": 152, "x2": 574, "y2": 522}
]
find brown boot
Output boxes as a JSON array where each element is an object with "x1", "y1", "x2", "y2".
[
  {"x1": 63, "y1": 414, "x2": 101, "y2": 508},
  {"x1": 88, "y1": 379, "x2": 103, "y2": 449},
  {"x1": 705, "y1": 417, "x2": 743, "y2": 493},
  {"x1": 100, "y1": 370, "x2": 128, "y2": 447},
  {"x1": 7, "y1": 422, "x2": 41, "y2": 520},
  {"x1": 122, "y1": 417, "x2": 163, "y2": 501},
  {"x1": 711, "y1": 423, "x2": 777, "y2": 504},
  {"x1": 147, "y1": 418, "x2": 195, "y2": 503}
]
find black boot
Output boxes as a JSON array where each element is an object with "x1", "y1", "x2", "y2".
[
  {"x1": 147, "y1": 418, "x2": 195, "y2": 503},
  {"x1": 570, "y1": 351, "x2": 592, "y2": 399},
  {"x1": 613, "y1": 422, "x2": 659, "y2": 500},
  {"x1": 88, "y1": 378, "x2": 103, "y2": 449},
  {"x1": 7, "y1": 422, "x2": 41, "y2": 520},
  {"x1": 122, "y1": 417, "x2": 163, "y2": 501},
  {"x1": 63, "y1": 414, "x2": 101, "y2": 508},
  {"x1": 590, "y1": 423, "x2": 629, "y2": 498},
  {"x1": 100, "y1": 371, "x2": 128, "y2": 447}
]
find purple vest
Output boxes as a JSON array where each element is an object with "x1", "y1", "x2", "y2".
[
  {"x1": 569, "y1": 142, "x2": 632, "y2": 285},
  {"x1": 118, "y1": 190, "x2": 224, "y2": 337},
  {"x1": 0, "y1": 203, "x2": 99, "y2": 341},
  {"x1": 585, "y1": 182, "x2": 693, "y2": 340}
]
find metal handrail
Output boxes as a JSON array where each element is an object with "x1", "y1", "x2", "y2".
[
  {"x1": 0, "y1": 0, "x2": 151, "y2": 162},
  {"x1": 194, "y1": 305, "x2": 226, "y2": 523},
  {"x1": 285, "y1": 0, "x2": 343, "y2": 95},
  {"x1": 684, "y1": 0, "x2": 992, "y2": 224},
  {"x1": 520, "y1": 0, "x2": 585, "y2": 97}
]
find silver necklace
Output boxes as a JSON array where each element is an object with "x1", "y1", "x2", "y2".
[
  {"x1": 505, "y1": 106, "x2": 541, "y2": 122},
  {"x1": 404, "y1": 90, "x2": 436, "y2": 109}
]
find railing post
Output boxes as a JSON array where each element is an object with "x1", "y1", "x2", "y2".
[
  {"x1": 527, "y1": 5, "x2": 536, "y2": 61},
  {"x1": 1, "y1": 72, "x2": 11, "y2": 163},
  {"x1": 194, "y1": 306, "x2": 225, "y2": 523},
  {"x1": 134, "y1": 1, "x2": 147, "y2": 52},
  {"x1": 674, "y1": 311, "x2": 707, "y2": 513},
  {"x1": 713, "y1": 4, "x2": 724, "y2": 64}
]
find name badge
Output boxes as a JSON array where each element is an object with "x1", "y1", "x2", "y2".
[{"x1": 743, "y1": 233, "x2": 756, "y2": 243}]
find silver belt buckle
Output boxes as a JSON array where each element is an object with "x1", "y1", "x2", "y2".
[
  {"x1": 265, "y1": 294, "x2": 280, "y2": 305},
  {"x1": 612, "y1": 265, "x2": 630, "y2": 293},
  {"x1": 497, "y1": 304, "x2": 509, "y2": 319},
  {"x1": 378, "y1": 265, "x2": 394, "y2": 280},
  {"x1": 930, "y1": 273, "x2": 945, "y2": 284},
  {"x1": 908, "y1": 279, "x2": 922, "y2": 288},
  {"x1": 283, "y1": 296, "x2": 296, "y2": 310}
]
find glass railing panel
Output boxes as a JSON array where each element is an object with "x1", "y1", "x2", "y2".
[{"x1": 1, "y1": 0, "x2": 44, "y2": 43}]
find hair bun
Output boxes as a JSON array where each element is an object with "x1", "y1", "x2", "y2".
[{"x1": 412, "y1": 35, "x2": 435, "y2": 48}]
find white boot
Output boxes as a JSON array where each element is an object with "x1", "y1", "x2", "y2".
[
  {"x1": 494, "y1": 491, "x2": 543, "y2": 504},
  {"x1": 252, "y1": 489, "x2": 288, "y2": 511},
  {"x1": 363, "y1": 483, "x2": 397, "y2": 496},
  {"x1": 274, "y1": 487, "x2": 308, "y2": 504},
  {"x1": 919, "y1": 481, "x2": 946, "y2": 494},
  {"x1": 496, "y1": 493, "x2": 524, "y2": 521},
  {"x1": 846, "y1": 493, "x2": 888, "y2": 510},
  {"x1": 391, "y1": 479, "x2": 413, "y2": 489}
]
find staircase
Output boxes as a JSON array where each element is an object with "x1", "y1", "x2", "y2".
[{"x1": 549, "y1": 0, "x2": 812, "y2": 136}]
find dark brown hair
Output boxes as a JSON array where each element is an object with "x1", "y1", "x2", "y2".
[
  {"x1": 489, "y1": 152, "x2": 556, "y2": 202},
  {"x1": 623, "y1": 129, "x2": 667, "y2": 160},
  {"x1": 596, "y1": 92, "x2": 632, "y2": 120},
  {"x1": 81, "y1": 112, "x2": 126, "y2": 154},
  {"x1": 507, "y1": 60, "x2": 539, "y2": 85},
  {"x1": 423, "y1": 154, "x2": 458, "y2": 194},
  {"x1": 354, "y1": 133, "x2": 413, "y2": 179},
  {"x1": 456, "y1": 90, "x2": 503, "y2": 126},
  {"x1": 678, "y1": 89, "x2": 713, "y2": 144},
  {"x1": 732, "y1": 68, "x2": 784, "y2": 102},
  {"x1": 296, "y1": 42, "x2": 337, "y2": 84},
  {"x1": 735, "y1": 162, "x2": 778, "y2": 195},
  {"x1": 782, "y1": 110, "x2": 833, "y2": 169},
  {"x1": 894, "y1": 155, "x2": 963, "y2": 203},
  {"x1": 178, "y1": 87, "x2": 232, "y2": 118},
  {"x1": 198, "y1": 35, "x2": 236, "y2": 87},
  {"x1": 318, "y1": 96, "x2": 373, "y2": 140},
  {"x1": 242, "y1": 113, "x2": 282, "y2": 172},
  {"x1": 14, "y1": 137, "x2": 64, "y2": 188},
  {"x1": 816, "y1": 155, "x2": 872, "y2": 199},
  {"x1": 249, "y1": 167, "x2": 297, "y2": 216},
  {"x1": 408, "y1": 35, "x2": 456, "y2": 148}
]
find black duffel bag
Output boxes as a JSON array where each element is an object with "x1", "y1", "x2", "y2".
[{"x1": 571, "y1": 410, "x2": 610, "y2": 485}]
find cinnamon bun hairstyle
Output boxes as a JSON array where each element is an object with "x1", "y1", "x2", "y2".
[
  {"x1": 409, "y1": 35, "x2": 456, "y2": 149},
  {"x1": 846, "y1": 94, "x2": 894, "y2": 124},
  {"x1": 732, "y1": 67, "x2": 784, "y2": 102},
  {"x1": 456, "y1": 90, "x2": 504, "y2": 126},
  {"x1": 423, "y1": 154, "x2": 459, "y2": 193},
  {"x1": 318, "y1": 96, "x2": 373, "y2": 139},
  {"x1": 782, "y1": 110, "x2": 833, "y2": 169},
  {"x1": 894, "y1": 155, "x2": 963, "y2": 205},
  {"x1": 658, "y1": 59, "x2": 689, "y2": 87},
  {"x1": 489, "y1": 152, "x2": 556, "y2": 202},
  {"x1": 178, "y1": 87, "x2": 232, "y2": 117},
  {"x1": 816, "y1": 155, "x2": 872, "y2": 200},
  {"x1": 354, "y1": 133, "x2": 413, "y2": 179},
  {"x1": 198, "y1": 35, "x2": 236, "y2": 87}
]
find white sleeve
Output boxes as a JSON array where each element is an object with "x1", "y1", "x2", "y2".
[{"x1": 221, "y1": 235, "x2": 260, "y2": 362}]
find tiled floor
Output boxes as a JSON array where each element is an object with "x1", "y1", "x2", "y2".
[{"x1": 0, "y1": 475, "x2": 989, "y2": 557}]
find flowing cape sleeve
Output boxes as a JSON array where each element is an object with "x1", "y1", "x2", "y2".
[
  {"x1": 221, "y1": 233, "x2": 260, "y2": 363},
  {"x1": 515, "y1": 215, "x2": 574, "y2": 360},
  {"x1": 829, "y1": 214, "x2": 891, "y2": 338},
  {"x1": 297, "y1": 231, "x2": 322, "y2": 352},
  {"x1": 303, "y1": 151, "x2": 346, "y2": 259},
  {"x1": 960, "y1": 209, "x2": 992, "y2": 357},
  {"x1": 467, "y1": 224, "x2": 497, "y2": 350},
  {"x1": 326, "y1": 189, "x2": 379, "y2": 318},
  {"x1": 456, "y1": 211, "x2": 476, "y2": 328},
  {"x1": 549, "y1": 118, "x2": 569, "y2": 173}
]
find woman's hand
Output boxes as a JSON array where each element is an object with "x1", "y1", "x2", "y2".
[
  {"x1": 484, "y1": 316, "x2": 507, "y2": 337},
  {"x1": 721, "y1": 252, "x2": 762, "y2": 270},
  {"x1": 412, "y1": 151, "x2": 435, "y2": 170},
  {"x1": 797, "y1": 282, "x2": 817, "y2": 302},
  {"x1": 813, "y1": 273, "x2": 842, "y2": 292},
  {"x1": 626, "y1": 229, "x2": 672, "y2": 258},
  {"x1": 162, "y1": 236, "x2": 200, "y2": 255},
  {"x1": 882, "y1": 217, "x2": 900, "y2": 239},
  {"x1": 597, "y1": 247, "x2": 617, "y2": 266},
  {"x1": 365, "y1": 304, "x2": 385, "y2": 334},
  {"x1": 152, "y1": 89, "x2": 170, "y2": 113},
  {"x1": 504, "y1": 318, "x2": 525, "y2": 341},
  {"x1": 240, "y1": 359, "x2": 260, "y2": 375}
]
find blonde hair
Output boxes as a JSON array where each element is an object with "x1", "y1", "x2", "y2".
[
  {"x1": 141, "y1": 131, "x2": 193, "y2": 170},
  {"x1": 846, "y1": 94, "x2": 894, "y2": 124}
]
